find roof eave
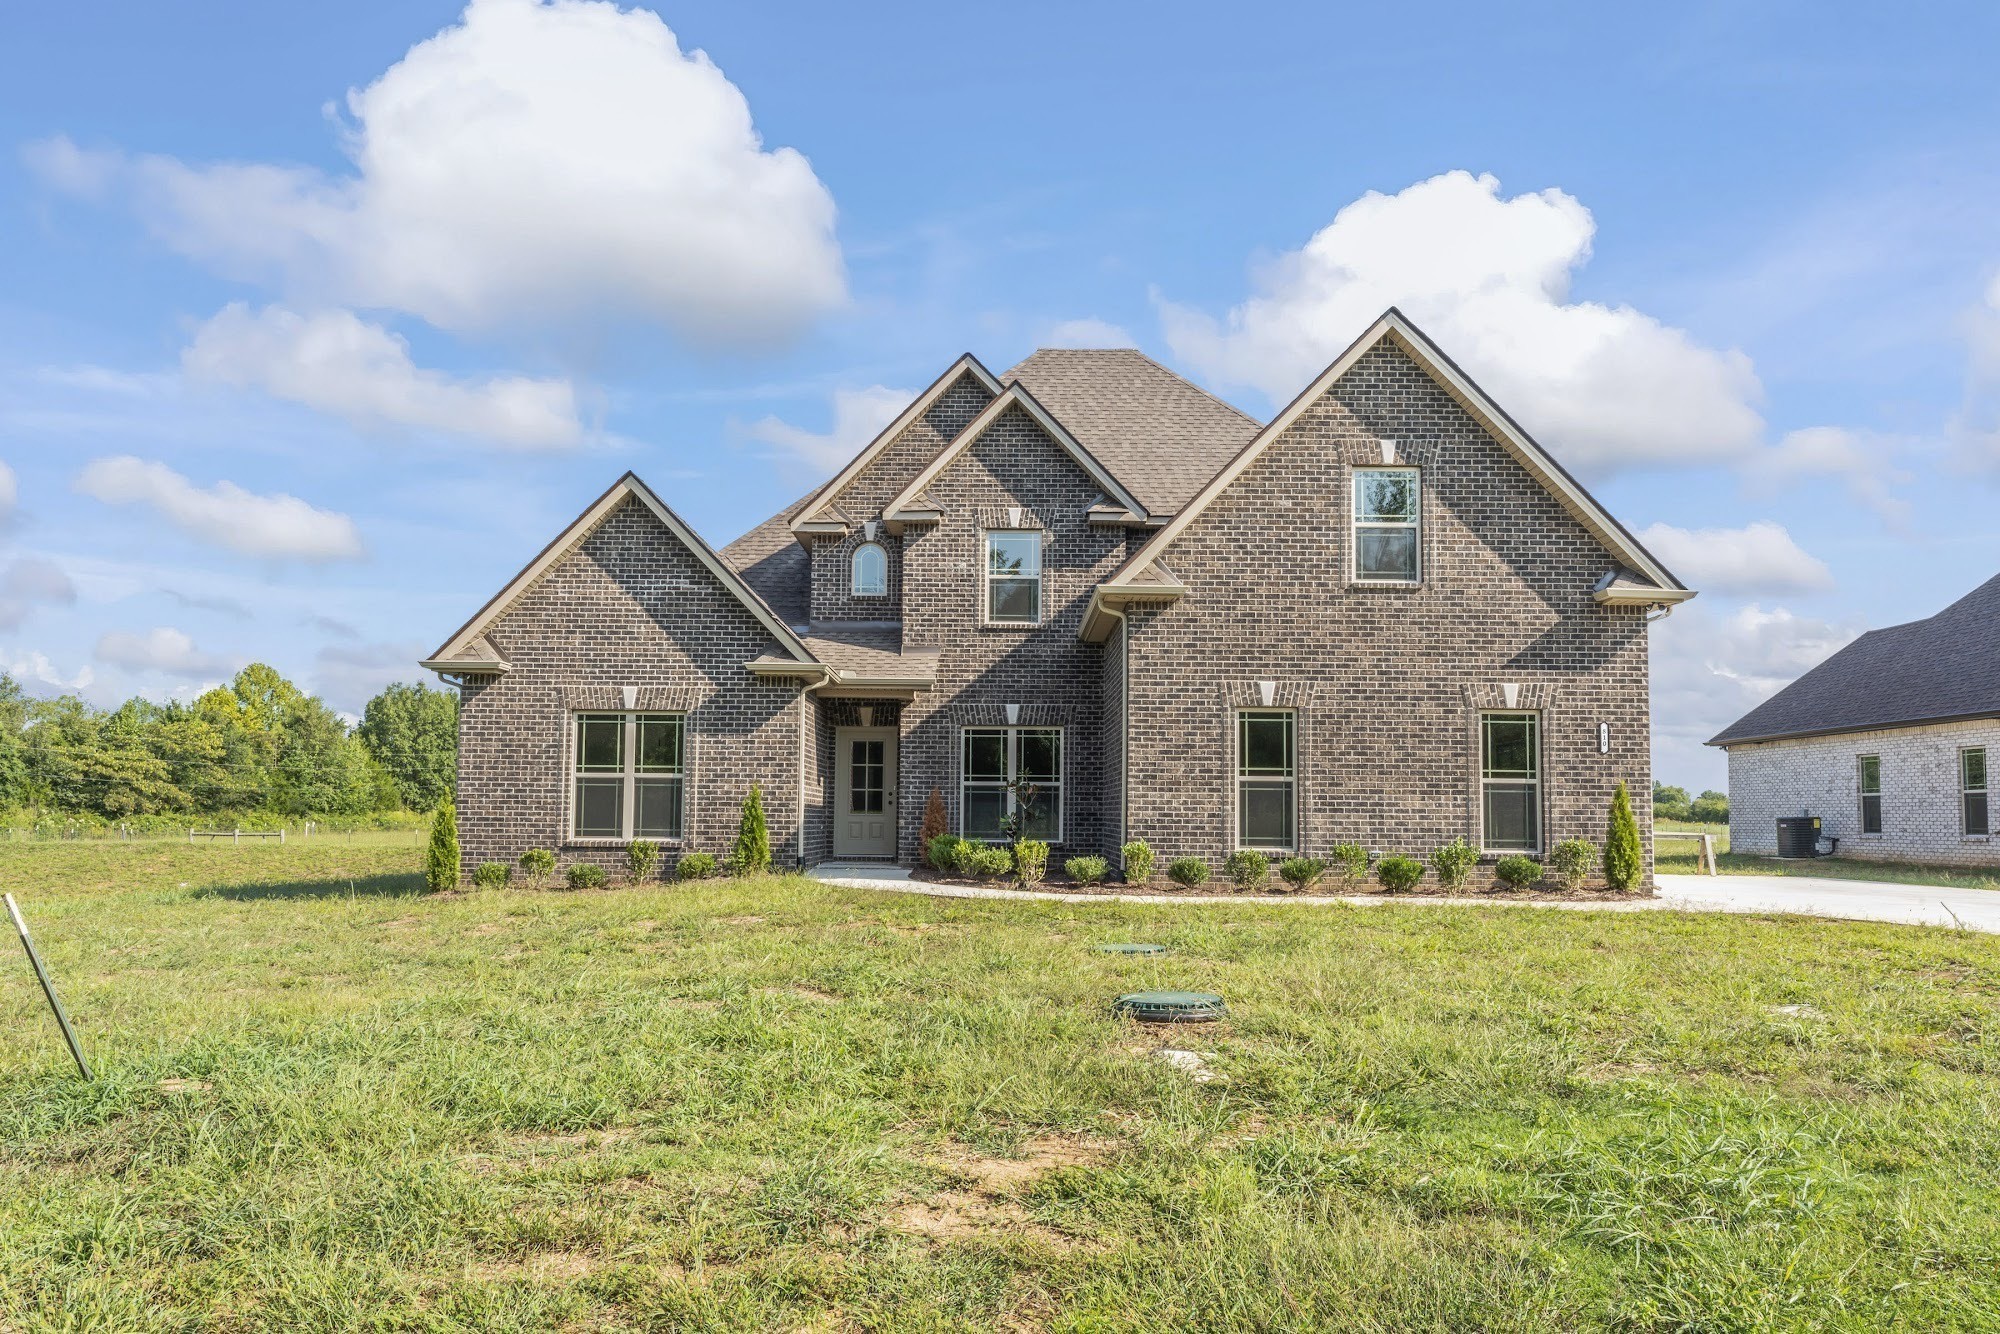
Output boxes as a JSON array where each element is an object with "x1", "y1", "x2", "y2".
[
  {"x1": 1079, "y1": 581, "x2": 1185, "y2": 642},
  {"x1": 1593, "y1": 585, "x2": 1699, "y2": 608},
  {"x1": 1709, "y1": 708, "x2": 2000, "y2": 749}
]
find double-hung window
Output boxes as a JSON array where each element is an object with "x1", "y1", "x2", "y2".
[
  {"x1": 1858, "y1": 755, "x2": 1882, "y2": 834},
  {"x1": 1353, "y1": 467, "x2": 1420, "y2": 583},
  {"x1": 1480, "y1": 712, "x2": 1540, "y2": 852},
  {"x1": 961, "y1": 726, "x2": 1061, "y2": 840},
  {"x1": 573, "y1": 712, "x2": 684, "y2": 841},
  {"x1": 986, "y1": 531, "x2": 1041, "y2": 624},
  {"x1": 851, "y1": 542, "x2": 887, "y2": 597},
  {"x1": 1962, "y1": 748, "x2": 1988, "y2": 837},
  {"x1": 1237, "y1": 711, "x2": 1296, "y2": 851}
]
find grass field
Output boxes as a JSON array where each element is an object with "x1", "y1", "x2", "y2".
[
  {"x1": 1655, "y1": 820, "x2": 2000, "y2": 891},
  {"x1": 2, "y1": 842, "x2": 1998, "y2": 1330}
]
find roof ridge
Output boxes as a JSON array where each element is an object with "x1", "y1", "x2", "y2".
[{"x1": 1125, "y1": 348, "x2": 1263, "y2": 429}]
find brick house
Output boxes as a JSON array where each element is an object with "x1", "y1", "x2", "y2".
[
  {"x1": 424, "y1": 309, "x2": 1693, "y2": 885},
  {"x1": 1710, "y1": 572, "x2": 1999, "y2": 868}
]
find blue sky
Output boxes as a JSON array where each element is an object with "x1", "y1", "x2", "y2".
[{"x1": 5, "y1": 0, "x2": 1999, "y2": 789}]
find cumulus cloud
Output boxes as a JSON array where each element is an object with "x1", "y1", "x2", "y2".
[
  {"x1": 315, "y1": 641, "x2": 429, "y2": 713},
  {"x1": 1158, "y1": 170, "x2": 1764, "y2": 474},
  {"x1": 1044, "y1": 318, "x2": 1136, "y2": 348},
  {"x1": 95, "y1": 626, "x2": 236, "y2": 678},
  {"x1": 0, "y1": 558, "x2": 78, "y2": 630},
  {"x1": 1636, "y1": 521, "x2": 1834, "y2": 596},
  {"x1": 742, "y1": 385, "x2": 911, "y2": 476},
  {"x1": 7, "y1": 652, "x2": 92, "y2": 692},
  {"x1": 1744, "y1": 426, "x2": 1911, "y2": 526},
  {"x1": 74, "y1": 456, "x2": 365, "y2": 561},
  {"x1": 184, "y1": 304, "x2": 582, "y2": 449},
  {"x1": 29, "y1": 0, "x2": 844, "y2": 344}
]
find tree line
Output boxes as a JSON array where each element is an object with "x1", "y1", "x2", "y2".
[
  {"x1": 1653, "y1": 783, "x2": 1728, "y2": 825},
  {"x1": 0, "y1": 664, "x2": 455, "y2": 823}
]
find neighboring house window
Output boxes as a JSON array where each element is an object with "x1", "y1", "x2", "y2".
[
  {"x1": 1237, "y1": 710, "x2": 1296, "y2": 851},
  {"x1": 1963, "y1": 747, "x2": 1989, "y2": 837},
  {"x1": 1352, "y1": 467, "x2": 1420, "y2": 583},
  {"x1": 1481, "y1": 712, "x2": 1540, "y2": 852},
  {"x1": 961, "y1": 726, "x2": 1061, "y2": 840},
  {"x1": 986, "y1": 531, "x2": 1041, "y2": 624},
  {"x1": 851, "y1": 542, "x2": 887, "y2": 597},
  {"x1": 573, "y1": 712, "x2": 684, "y2": 841},
  {"x1": 1858, "y1": 754, "x2": 1882, "y2": 834}
]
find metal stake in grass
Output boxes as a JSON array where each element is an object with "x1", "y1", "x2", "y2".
[{"x1": 4, "y1": 893, "x2": 92, "y2": 1079}]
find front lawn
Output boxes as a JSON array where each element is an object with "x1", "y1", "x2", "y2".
[
  {"x1": 1656, "y1": 820, "x2": 2000, "y2": 891},
  {"x1": 1, "y1": 840, "x2": 1997, "y2": 1329}
]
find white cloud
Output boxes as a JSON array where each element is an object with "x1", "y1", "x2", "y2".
[
  {"x1": 19, "y1": 135, "x2": 117, "y2": 198},
  {"x1": 0, "y1": 461, "x2": 15, "y2": 520},
  {"x1": 1948, "y1": 275, "x2": 2000, "y2": 474},
  {"x1": 7, "y1": 651, "x2": 93, "y2": 692},
  {"x1": 1745, "y1": 426, "x2": 1911, "y2": 525},
  {"x1": 0, "y1": 558, "x2": 78, "y2": 631},
  {"x1": 1157, "y1": 170, "x2": 1765, "y2": 474},
  {"x1": 184, "y1": 304, "x2": 582, "y2": 449},
  {"x1": 1044, "y1": 318, "x2": 1136, "y2": 348},
  {"x1": 94, "y1": 626, "x2": 235, "y2": 678},
  {"x1": 30, "y1": 0, "x2": 844, "y2": 344},
  {"x1": 1636, "y1": 521, "x2": 1834, "y2": 596},
  {"x1": 742, "y1": 385, "x2": 911, "y2": 476},
  {"x1": 74, "y1": 456, "x2": 365, "y2": 561},
  {"x1": 315, "y1": 641, "x2": 429, "y2": 713}
]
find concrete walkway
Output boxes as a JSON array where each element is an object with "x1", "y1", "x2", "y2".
[{"x1": 808, "y1": 866, "x2": 2000, "y2": 934}]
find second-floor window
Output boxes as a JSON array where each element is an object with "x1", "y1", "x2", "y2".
[
  {"x1": 1858, "y1": 754, "x2": 1882, "y2": 834},
  {"x1": 986, "y1": 531, "x2": 1041, "y2": 624},
  {"x1": 1353, "y1": 467, "x2": 1420, "y2": 584},
  {"x1": 851, "y1": 542, "x2": 887, "y2": 597},
  {"x1": 1963, "y1": 747, "x2": 1988, "y2": 837},
  {"x1": 574, "y1": 712, "x2": 684, "y2": 841}
]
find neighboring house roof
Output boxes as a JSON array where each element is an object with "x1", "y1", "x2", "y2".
[
  {"x1": 1001, "y1": 348, "x2": 1262, "y2": 516},
  {"x1": 1708, "y1": 572, "x2": 2000, "y2": 747}
]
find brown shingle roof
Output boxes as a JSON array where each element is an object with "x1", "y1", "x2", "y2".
[{"x1": 720, "y1": 490, "x2": 815, "y2": 629}]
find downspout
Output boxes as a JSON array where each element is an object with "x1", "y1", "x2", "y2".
[
  {"x1": 796, "y1": 683, "x2": 808, "y2": 869},
  {"x1": 1104, "y1": 603, "x2": 1129, "y2": 858}
]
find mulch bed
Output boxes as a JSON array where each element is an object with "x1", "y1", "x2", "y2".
[{"x1": 907, "y1": 869, "x2": 1657, "y2": 902}]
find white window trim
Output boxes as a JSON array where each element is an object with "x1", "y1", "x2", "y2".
[
  {"x1": 1961, "y1": 746, "x2": 1987, "y2": 838},
  {"x1": 1479, "y1": 711, "x2": 1542, "y2": 855},
  {"x1": 1234, "y1": 709, "x2": 1298, "y2": 854},
  {"x1": 1858, "y1": 753, "x2": 1883, "y2": 836},
  {"x1": 850, "y1": 541, "x2": 888, "y2": 598},
  {"x1": 958, "y1": 725, "x2": 1063, "y2": 842},
  {"x1": 1350, "y1": 466, "x2": 1422, "y2": 586},
  {"x1": 569, "y1": 711, "x2": 686, "y2": 845},
  {"x1": 983, "y1": 530, "x2": 1043, "y2": 626}
]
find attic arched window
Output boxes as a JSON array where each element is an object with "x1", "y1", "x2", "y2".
[{"x1": 851, "y1": 542, "x2": 887, "y2": 597}]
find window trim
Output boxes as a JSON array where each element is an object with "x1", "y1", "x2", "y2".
[
  {"x1": 959, "y1": 725, "x2": 1063, "y2": 842},
  {"x1": 570, "y1": 711, "x2": 685, "y2": 844},
  {"x1": 1350, "y1": 465, "x2": 1422, "y2": 586},
  {"x1": 1235, "y1": 709, "x2": 1297, "y2": 853},
  {"x1": 1479, "y1": 711, "x2": 1542, "y2": 854},
  {"x1": 983, "y1": 530, "x2": 1043, "y2": 626},
  {"x1": 1858, "y1": 753, "x2": 1882, "y2": 835},
  {"x1": 1962, "y1": 746, "x2": 1988, "y2": 838},
  {"x1": 850, "y1": 541, "x2": 888, "y2": 598}
]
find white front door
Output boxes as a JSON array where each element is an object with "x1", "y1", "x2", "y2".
[{"x1": 833, "y1": 727, "x2": 898, "y2": 858}]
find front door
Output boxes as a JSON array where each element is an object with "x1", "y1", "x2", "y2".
[{"x1": 833, "y1": 727, "x2": 898, "y2": 858}]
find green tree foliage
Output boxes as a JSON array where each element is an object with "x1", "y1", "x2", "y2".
[
  {"x1": 1652, "y1": 783, "x2": 1691, "y2": 821},
  {"x1": 357, "y1": 682, "x2": 458, "y2": 811},
  {"x1": 1689, "y1": 789, "x2": 1730, "y2": 825},
  {"x1": 731, "y1": 784, "x2": 771, "y2": 874},
  {"x1": 1605, "y1": 781, "x2": 1642, "y2": 892},
  {"x1": 426, "y1": 801, "x2": 461, "y2": 892}
]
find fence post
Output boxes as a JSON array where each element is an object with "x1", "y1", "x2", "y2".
[
  {"x1": 280, "y1": 828, "x2": 286, "y2": 845},
  {"x1": 233, "y1": 827, "x2": 240, "y2": 846},
  {"x1": 5, "y1": 894, "x2": 91, "y2": 1080}
]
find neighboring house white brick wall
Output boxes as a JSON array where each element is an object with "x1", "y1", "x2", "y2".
[{"x1": 1726, "y1": 719, "x2": 1999, "y2": 866}]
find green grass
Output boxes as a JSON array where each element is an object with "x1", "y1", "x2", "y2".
[
  {"x1": 1656, "y1": 820, "x2": 2000, "y2": 891},
  {"x1": 2, "y1": 841, "x2": 1998, "y2": 1330}
]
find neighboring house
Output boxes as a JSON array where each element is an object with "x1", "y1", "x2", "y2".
[
  {"x1": 1710, "y1": 572, "x2": 2000, "y2": 867},
  {"x1": 424, "y1": 309, "x2": 1693, "y2": 886}
]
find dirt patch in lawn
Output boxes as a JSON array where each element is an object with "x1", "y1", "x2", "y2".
[
  {"x1": 465, "y1": 1250, "x2": 598, "y2": 1283},
  {"x1": 936, "y1": 1134, "x2": 1119, "y2": 1192}
]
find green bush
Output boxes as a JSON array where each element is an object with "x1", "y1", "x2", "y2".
[
  {"x1": 1121, "y1": 840, "x2": 1155, "y2": 885},
  {"x1": 967, "y1": 845, "x2": 1012, "y2": 878},
  {"x1": 1652, "y1": 782, "x2": 1691, "y2": 822},
  {"x1": 626, "y1": 839, "x2": 660, "y2": 882},
  {"x1": 1278, "y1": 856, "x2": 1326, "y2": 891},
  {"x1": 1690, "y1": 789, "x2": 1730, "y2": 825},
  {"x1": 1549, "y1": 838, "x2": 1597, "y2": 891},
  {"x1": 926, "y1": 833, "x2": 966, "y2": 872},
  {"x1": 518, "y1": 847, "x2": 555, "y2": 886},
  {"x1": 1330, "y1": 842, "x2": 1369, "y2": 887},
  {"x1": 1494, "y1": 855, "x2": 1542, "y2": 889},
  {"x1": 675, "y1": 852, "x2": 718, "y2": 881},
  {"x1": 1376, "y1": 855, "x2": 1424, "y2": 893},
  {"x1": 732, "y1": 784, "x2": 771, "y2": 875},
  {"x1": 566, "y1": 862, "x2": 606, "y2": 891},
  {"x1": 425, "y1": 801, "x2": 459, "y2": 893},
  {"x1": 1168, "y1": 857, "x2": 1210, "y2": 889},
  {"x1": 1429, "y1": 837, "x2": 1478, "y2": 895},
  {"x1": 1605, "y1": 781, "x2": 1642, "y2": 892},
  {"x1": 1012, "y1": 839, "x2": 1049, "y2": 887},
  {"x1": 1223, "y1": 849, "x2": 1269, "y2": 891},
  {"x1": 471, "y1": 861, "x2": 509, "y2": 888},
  {"x1": 1063, "y1": 855, "x2": 1109, "y2": 886}
]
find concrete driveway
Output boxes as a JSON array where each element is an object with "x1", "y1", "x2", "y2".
[{"x1": 1658, "y1": 872, "x2": 2000, "y2": 934}]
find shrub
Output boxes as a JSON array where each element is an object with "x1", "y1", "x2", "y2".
[
  {"x1": 518, "y1": 847, "x2": 555, "y2": 886},
  {"x1": 1495, "y1": 855, "x2": 1542, "y2": 889},
  {"x1": 1429, "y1": 837, "x2": 1478, "y2": 895},
  {"x1": 627, "y1": 839, "x2": 660, "y2": 882},
  {"x1": 920, "y1": 787, "x2": 949, "y2": 849},
  {"x1": 1223, "y1": 849, "x2": 1269, "y2": 891},
  {"x1": 967, "y1": 845, "x2": 1012, "y2": 878},
  {"x1": 1121, "y1": 840, "x2": 1155, "y2": 885},
  {"x1": 1605, "y1": 781, "x2": 1641, "y2": 892},
  {"x1": 926, "y1": 833, "x2": 966, "y2": 873},
  {"x1": 1064, "y1": 855, "x2": 1109, "y2": 886},
  {"x1": 425, "y1": 801, "x2": 460, "y2": 893},
  {"x1": 1330, "y1": 842, "x2": 1369, "y2": 887},
  {"x1": 471, "y1": 861, "x2": 509, "y2": 888},
  {"x1": 675, "y1": 851, "x2": 718, "y2": 881},
  {"x1": 1278, "y1": 856, "x2": 1327, "y2": 892},
  {"x1": 1168, "y1": 857, "x2": 1210, "y2": 889},
  {"x1": 1376, "y1": 855, "x2": 1424, "y2": 893},
  {"x1": 566, "y1": 862, "x2": 606, "y2": 890},
  {"x1": 1549, "y1": 838, "x2": 1597, "y2": 891},
  {"x1": 732, "y1": 784, "x2": 771, "y2": 875},
  {"x1": 1012, "y1": 839, "x2": 1049, "y2": 887}
]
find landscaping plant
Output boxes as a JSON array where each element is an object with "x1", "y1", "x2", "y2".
[
  {"x1": 518, "y1": 847, "x2": 555, "y2": 886},
  {"x1": 1168, "y1": 857, "x2": 1210, "y2": 889},
  {"x1": 1549, "y1": 838, "x2": 1597, "y2": 891},
  {"x1": 565, "y1": 862, "x2": 606, "y2": 890},
  {"x1": 1429, "y1": 837, "x2": 1478, "y2": 896},
  {"x1": 1224, "y1": 849, "x2": 1270, "y2": 891},
  {"x1": 1121, "y1": 840, "x2": 1155, "y2": 885},
  {"x1": 425, "y1": 800, "x2": 460, "y2": 893},
  {"x1": 1494, "y1": 855, "x2": 1542, "y2": 890},
  {"x1": 920, "y1": 787, "x2": 949, "y2": 849},
  {"x1": 674, "y1": 852, "x2": 718, "y2": 881},
  {"x1": 1013, "y1": 839, "x2": 1050, "y2": 888},
  {"x1": 926, "y1": 833, "x2": 964, "y2": 872},
  {"x1": 471, "y1": 861, "x2": 509, "y2": 888},
  {"x1": 1063, "y1": 855, "x2": 1108, "y2": 886},
  {"x1": 1376, "y1": 854, "x2": 1424, "y2": 893},
  {"x1": 1278, "y1": 856, "x2": 1327, "y2": 892},
  {"x1": 732, "y1": 784, "x2": 772, "y2": 875},
  {"x1": 968, "y1": 845, "x2": 1012, "y2": 879},
  {"x1": 1605, "y1": 780, "x2": 1642, "y2": 892},
  {"x1": 627, "y1": 839, "x2": 660, "y2": 882},
  {"x1": 1331, "y1": 841, "x2": 1369, "y2": 887}
]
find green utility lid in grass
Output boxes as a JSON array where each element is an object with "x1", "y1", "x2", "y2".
[
  {"x1": 1112, "y1": 991, "x2": 1226, "y2": 1023},
  {"x1": 1096, "y1": 943, "x2": 1168, "y2": 955}
]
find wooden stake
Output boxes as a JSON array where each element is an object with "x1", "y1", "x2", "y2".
[{"x1": 4, "y1": 894, "x2": 91, "y2": 1080}]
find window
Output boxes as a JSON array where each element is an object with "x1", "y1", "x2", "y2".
[
  {"x1": 961, "y1": 727, "x2": 1061, "y2": 840},
  {"x1": 986, "y1": 531, "x2": 1041, "y2": 623},
  {"x1": 1858, "y1": 754, "x2": 1882, "y2": 834},
  {"x1": 850, "y1": 542, "x2": 887, "y2": 597},
  {"x1": 1963, "y1": 747, "x2": 1988, "y2": 837},
  {"x1": 849, "y1": 737, "x2": 886, "y2": 813},
  {"x1": 1237, "y1": 711, "x2": 1296, "y2": 851},
  {"x1": 1352, "y1": 467, "x2": 1420, "y2": 583},
  {"x1": 1481, "y1": 712, "x2": 1540, "y2": 852},
  {"x1": 573, "y1": 712, "x2": 684, "y2": 840}
]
